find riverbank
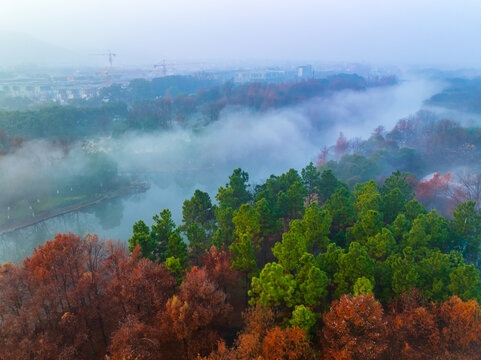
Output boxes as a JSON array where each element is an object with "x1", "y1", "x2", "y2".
[{"x1": 0, "y1": 181, "x2": 150, "y2": 236}]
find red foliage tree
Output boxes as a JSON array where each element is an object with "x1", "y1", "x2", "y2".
[
  {"x1": 335, "y1": 132, "x2": 349, "y2": 158},
  {"x1": 386, "y1": 305, "x2": 440, "y2": 359},
  {"x1": 262, "y1": 84, "x2": 280, "y2": 109},
  {"x1": 384, "y1": 293, "x2": 481, "y2": 360},
  {"x1": 437, "y1": 296, "x2": 481, "y2": 359},
  {"x1": 0, "y1": 233, "x2": 119, "y2": 359},
  {"x1": 196, "y1": 341, "x2": 231, "y2": 360},
  {"x1": 261, "y1": 326, "x2": 311, "y2": 360},
  {"x1": 0, "y1": 233, "x2": 178, "y2": 359},
  {"x1": 415, "y1": 171, "x2": 461, "y2": 214},
  {"x1": 108, "y1": 315, "x2": 160, "y2": 360},
  {"x1": 106, "y1": 245, "x2": 176, "y2": 322},
  {"x1": 416, "y1": 172, "x2": 452, "y2": 201},
  {"x1": 202, "y1": 305, "x2": 310, "y2": 360},
  {"x1": 321, "y1": 294, "x2": 387, "y2": 360},
  {"x1": 316, "y1": 146, "x2": 329, "y2": 167},
  {"x1": 159, "y1": 266, "x2": 232, "y2": 359},
  {"x1": 230, "y1": 304, "x2": 276, "y2": 360},
  {"x1": 202, "y1": 245, "x2": 240, "y2": 294}
]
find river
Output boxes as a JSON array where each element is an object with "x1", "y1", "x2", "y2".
[{"x1": 0, "y1": 76, "x2": 444, "y2": 263}]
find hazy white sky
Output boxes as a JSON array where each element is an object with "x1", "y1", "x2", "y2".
[{"x1": 1, "y1": 0, "x2": 481, "y2": 66}]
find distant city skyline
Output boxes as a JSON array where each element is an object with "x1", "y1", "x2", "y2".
[{"x1": 1, "y1": 0, "x2": 481, "y2": 68}]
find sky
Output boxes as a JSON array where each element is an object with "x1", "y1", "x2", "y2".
[{"x1": 1, "y1": 0, "x2": 481, "y2": 67}]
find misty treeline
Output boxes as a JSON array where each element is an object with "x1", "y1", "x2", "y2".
[
  {"x1": 0, "y1": 74, "x2": 396, "y2": 138},
  {"x1": 427, "y1": 76, "x2": 481, "y2": 113},
  {"x1": 319, "y1": 110, "x2": 481, "y2": 215},
  {"x1": 0, "y1": 128, "x2": 22, "y2": 155},
  {"x1": 2, "y1": 165, "x2": 481, "y2": 359}
]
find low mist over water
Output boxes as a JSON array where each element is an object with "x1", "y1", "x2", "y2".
[{"x1": 0, "y1": 76, "x2": 443, "y2": 263}]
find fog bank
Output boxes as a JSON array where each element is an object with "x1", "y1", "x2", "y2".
[{"x1": 0, "y1": 77, "x2": 444, "y2": 263}]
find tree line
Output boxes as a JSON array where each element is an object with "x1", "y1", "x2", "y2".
[
  {"x1": 0, "y1": 74, "x2": 396, "y2": 139},
  {"x1": 1, "y1": 164, "x2": 481, "y2": 359}
]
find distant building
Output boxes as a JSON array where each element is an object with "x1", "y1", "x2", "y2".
[
  {"x1": 234, "y1": 70, "x2": 288, "y2": 83},
  {"x1": 297, "y1": 65, "x2": 313, "y2": 79}
]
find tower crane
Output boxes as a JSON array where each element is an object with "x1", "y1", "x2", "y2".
[
  {"x1": 153, "y1": 59, "x2": 176, "y2": 77},
  {"x1": 90, "y1": 50, "x2": 117, "y2": 86},
  {"x1": 91, "y1": 50, "x2": 117, "y2": 68},
  {"x1": 153, "y1": 59, "x2": 203, "y2": 76}
]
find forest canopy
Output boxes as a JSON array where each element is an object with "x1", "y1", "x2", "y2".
[{"x1": 2, "y1": 164, "x2": 481, "y2": 359}]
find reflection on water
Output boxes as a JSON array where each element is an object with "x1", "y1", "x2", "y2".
[
  {"x1": 0, "y1": 179, "x2": 201, "y2": 263},
  {"x1": 0, "y1": 210, "x2": 113, "y2": 263},
  {"x1": 93, "y1": 198, "x2": 124, "y2": 230}
]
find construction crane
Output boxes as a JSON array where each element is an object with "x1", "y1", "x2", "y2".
[
  {"x1": 153, "y1": 59, "x2": 203, "y2": 77},
  {"x1": 91, "y1": 50, "x2": 117, "y2": 68},
  {"x1": 90, "y1": 50, "x2": 117, "y2": 86},
  {"x1": 153, "y1": 59, "x2": 176, "y2": 77}
]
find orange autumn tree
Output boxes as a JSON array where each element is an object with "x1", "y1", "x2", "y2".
[
  {"x1": 321, "y1": 294, "x2": 387, "y2": 360},
  {"x1": 159, "y1": 266, "x2": 232, "y2": 359},
  {"x1": 228, "y1": 304, "x2": 276, "y2": 360},
  {"x1": 415, "y1": 172, "x2": 454, "y2": 210},
  {"x1": 261, "y1": 326, "x2": 312, "y2": 360},
  {"x1": 0, "y1": 233, "x2": 121, "y2": 359},
  {"x1": 385, "y1": 299, "x2": 440, "y2": 359},
  {"x1": 0, "y1": 233, "x2": 180, "y2": 360},
  {"x1": 200, "y1": 305, "x2": 313, "y2": 360},
  {"x1": 437, "y1": 296, "x2": 481, "y2": 359},
  {"x1": 384, "y1": 294, "x2": 481, "y2": 360},
  {"x1": 108, "y1": 315, "x2": 160, "y2": 360},
  {"x1": 108, "y1": 251, "x2": 235, "y2": 360},
  {"x1": 106, "y1": 244, "x2": 176, "y2": 322},
  {"x1": 201, "y1": 245, "x2": 240, "y2": 294}
]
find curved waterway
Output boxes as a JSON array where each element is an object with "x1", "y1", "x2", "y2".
[
  {"x1": 0, "y1": 177, "x2": 200, "y2": 263},
  {"x1": 0, "y1": 77, "x2": 444, "y2": 263}
]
